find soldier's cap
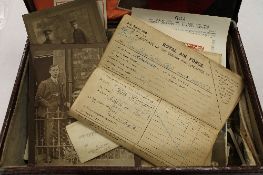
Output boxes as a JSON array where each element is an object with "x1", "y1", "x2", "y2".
[
  {"x1": 70, "y1": 20, "x2": 77, "y2": 25},
  {"x1": 43, "y1": 29, "x2": 52, "y2": 34},
  {"x1": 49, "y1": 64, "x2": 59, "y2": 71}
]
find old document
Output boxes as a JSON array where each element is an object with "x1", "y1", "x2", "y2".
[
  {"x1": 132, "y1": 8, "x2": 225, "y2": 165},
  {"x1": 23, "y1": 0, "x2": 107, "y2": 44},
  {"x1": 66, "y1": 121, "x2": 118, "y2": 163},
  {"x1": 132, "y1": 20, "x2": 213, "y2": 52},
  {"x1": 132, "y1": 8, "x2": 231, "y2": 66},
  {"x1": 70, "y1": 15, "x2": 243, "y2": 166}
]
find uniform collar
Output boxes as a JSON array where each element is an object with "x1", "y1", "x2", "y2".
[{"x1": 51, "y1": 77, "x2": 58, "y2": 84}]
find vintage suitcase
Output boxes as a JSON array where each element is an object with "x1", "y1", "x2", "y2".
[{"x1": 1, "y1": 0, "x2": 263, "y2": 174}]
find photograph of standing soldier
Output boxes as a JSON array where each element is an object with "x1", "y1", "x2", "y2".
[
  {"x1": 35, "y1": 64, "x2": 65, "y2": 163},
  {"x1": 70, "y1": 20, "x2": 87, "y2": 44}
]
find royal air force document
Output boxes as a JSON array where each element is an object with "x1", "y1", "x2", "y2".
[{"x1": 69, "y1": 15, "x2": 243, "y2": 166}]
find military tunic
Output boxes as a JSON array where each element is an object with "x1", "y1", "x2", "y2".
[
  {"x1": 73, "y1": 28, "x2": 87, "y2": 44},
  {"x1": 35, "y1": 78, "x2": 64, "y2": 161}
]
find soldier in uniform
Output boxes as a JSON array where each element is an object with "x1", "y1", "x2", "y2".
[
  {"x1": 42, "y1": 29, "x2": 54, "y2": 44},
  {"x1": 70, "y1": 20, "x2": 87, "y2": 44},
  {"x1": 35, "y1": 64, "x2": 65, "y2": 163}
]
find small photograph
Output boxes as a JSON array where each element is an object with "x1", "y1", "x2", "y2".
[
  {"x1": 23, "y1": 0, "x2": 107, "y2": 45},
  {"x1": 31, "y1": 45, "x2": 104, "y2": 165}
]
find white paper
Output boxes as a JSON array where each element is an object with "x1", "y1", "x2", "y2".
[
  {"x1": 66, "y1": 121, "x2": 118, "y2": 163},
  {"x1": 132, "y1": 8, "x2": 231, "y2": 66}
]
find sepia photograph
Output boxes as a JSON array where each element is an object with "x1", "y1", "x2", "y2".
[
  {"x1": 23, "y1": 0, "x2": 107, "y2": 45},
  {"x1": 31, "y1": 45, "x2": 105, "y2": 165},
  {"x1": 30, "y1": 44, "x2": 146, "y2": 166}
]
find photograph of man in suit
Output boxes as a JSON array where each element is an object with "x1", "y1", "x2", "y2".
[
  {"x1": 35, "y1": 64, "x2": 65, "y2": 163},
  {"x1": 70, "y1": 20, "x2": 87, "y2": 44}
]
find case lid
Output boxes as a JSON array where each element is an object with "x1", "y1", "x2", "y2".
[{"x1": 24, "y1": 0, "x2": 242, "y2": 22}]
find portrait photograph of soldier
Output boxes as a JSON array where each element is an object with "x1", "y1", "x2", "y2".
[
  {"x1": 31, "y1": 48, "x2": 73, "y2": 164},
  {"x1": 35, "y1": 64, "x2": 67, "y2": 163},
  {"x1": 31, "y1": 45, "x2": 105, "y2": 165},
  {"x1": 42, "y1": 29, "x2": 54, "y2": 44},
  {"x1": 23, "y1": 0, "x2": 107, "y2": 45},
  {"x1": 70, "y1": 20, "x2": 87, "y2": 44},
  {"x1": 33, "y1": 51, "x2": 73, "y2": 164}
]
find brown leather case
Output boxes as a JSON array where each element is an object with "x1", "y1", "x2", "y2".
[{"x1": 1, "y1": 0, "x2": 263, "y2": 174}]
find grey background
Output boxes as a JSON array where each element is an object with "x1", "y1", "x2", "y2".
[{"x1": 0, "y1": 0, "x2": 263, "y2": 129}]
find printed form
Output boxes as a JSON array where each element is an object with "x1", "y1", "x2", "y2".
[
  {"x1": 69, "y1": 15, "x2": 242, "y2": 166},
  {"x1": 132, "y1": 8, "x2": 231, "y2": 66}
]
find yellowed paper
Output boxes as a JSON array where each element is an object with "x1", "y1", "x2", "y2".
[
  {"x1": 133, "y1": 21, "x2": 213, "y2": 52},
  {"x1": 132, "y1": 8, "x2": 231, "y2": 66},
  {"x1": 70, "y1": 15, "x2": 243, "y2": 166},
  {"x1": 201, "y1": 51, "x2": 221, "y2": 64},
  {"x1": 70, "y1": 68, "x2": 218, "y2": 166},
  {"x1": 66, "y1": 121, "x2": 118, "y2": 163},
  {"x1": 159, "y1": 28, "x2": 213, "y2": 52},
  {"x1": 133, "y1": 9, "x2": 226, "y2": 165},
  {"x1": 98, "y1": 15, "x2": 242, "y2": 129},
  {"x1": 66, "y1": 50, "x2": 220, "y2": 165},
  {"x1": 134, "y1": 12, "x2": 226, "y2": 165}
]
